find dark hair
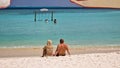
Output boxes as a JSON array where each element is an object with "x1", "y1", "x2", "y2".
[{"x1": 60, "y1": 39, "x2": 64, "y2": 44}]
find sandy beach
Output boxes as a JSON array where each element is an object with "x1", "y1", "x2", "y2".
[
  {"x1": 0, "y1": 46, "x2": 120, "y2": 68},
  {"x1": 70, "y1": 0, "x2": 120, "y2": 8}
]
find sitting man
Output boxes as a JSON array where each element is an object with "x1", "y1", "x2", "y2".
[{"x1": 55, "y1": 39, "x2": 70, "y2": 56}]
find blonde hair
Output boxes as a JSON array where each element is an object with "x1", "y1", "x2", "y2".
[{"x1": 47, "y1": 40, "x2": 52, "y2": 46}]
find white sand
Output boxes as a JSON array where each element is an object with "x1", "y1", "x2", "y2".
[
  {"x1": 0, "y1": 52, "x2": 120, "y2": 68},
  {"x1": 70, "y1": 0, "x2": 120, "y2": 8}
]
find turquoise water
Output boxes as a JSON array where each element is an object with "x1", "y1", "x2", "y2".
[{"x1": 0, "y1": 9, "x2": 120, "y2": 47}]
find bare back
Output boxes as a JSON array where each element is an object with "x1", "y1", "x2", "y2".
[
  {"x1": 57, "y1": 44, "x2": 68, "y2": 55},
  {"x1": 44, "y1": 45, "x2": 53, "y2": 56}
]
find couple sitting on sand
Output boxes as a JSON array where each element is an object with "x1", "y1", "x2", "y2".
[{"x1": 42, "y1": 39, "x2": 70, "y2": 57}]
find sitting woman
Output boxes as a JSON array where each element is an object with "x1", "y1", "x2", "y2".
[{"x1": 42, "y1": 40, "x2": 53, "y2": 57}]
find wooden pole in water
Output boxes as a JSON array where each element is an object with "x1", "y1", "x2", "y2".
[
  {"x1": 34, "y1": 11, "x2": 37, "y2": 22},
  {"x1": 51, "y1": 11, "x2": 53, "y2": 21}
]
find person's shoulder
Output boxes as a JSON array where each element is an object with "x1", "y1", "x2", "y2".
[
  {"x1": 46, "y1": 45, "x2": 53, "y2": 48},
  {"x1": 43, "y1": 45, "x2": 47, "y2": 49},
  {"x1": 49, "y1": 45, "x2": 53, "y2": 48},
  {"x1": 63, "y1": 44, "x2": 69, "y2": 48},
  {"x1": 63, "y1": 43, "x2": 68, "y2": 46},
  {"x1": 57, "y1": 44, "x2": 61, "y2": 46}
]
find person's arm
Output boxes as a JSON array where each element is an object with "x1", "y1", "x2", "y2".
[
  {"x1": 42, "y1": 46, "x2": 46, "y2": 57},
  {"x1": 66, "y1": 45, "x2": 70, "y2": 55}
]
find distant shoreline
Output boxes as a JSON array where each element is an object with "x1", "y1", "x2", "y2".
[
  {"x1": 1, "y1": 7, "x2": 120, "y2": 10},
  {"x1": 1, "y1": 7, "x2": 82, "y2": 9}
]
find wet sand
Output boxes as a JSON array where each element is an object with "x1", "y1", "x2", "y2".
[{"x1": 0, "y1": 46, "x2": 120, "y2": 57}]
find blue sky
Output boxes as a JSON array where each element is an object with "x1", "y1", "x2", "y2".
[{"x1": 10, "y1": 0, "x2": 79, "y2": 7}]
